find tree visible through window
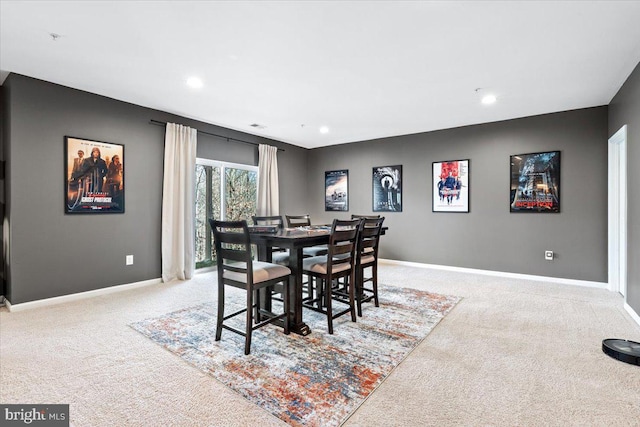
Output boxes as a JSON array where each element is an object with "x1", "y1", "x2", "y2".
[{"x1": 195, "y1": 160, "x2": 257, "y2": 269}]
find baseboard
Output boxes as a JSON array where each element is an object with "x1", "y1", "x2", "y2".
[
  {"x1": 379, "y1": 258, "x2": 608, "y2": 289},
  {"x1": 624, "y1": 302, "x2": 640, "y2": 328},
  {"x1": 5, "y1": 278, "x2": 162, "y2": 312}
]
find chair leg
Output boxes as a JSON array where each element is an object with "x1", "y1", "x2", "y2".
[
  {"x1": 283, "y1": 278, "x2": 290, "y2": 335},
  {"x1": 255, "y1": 288, "x2": 262, "y2": 323},
  {"x1": 348, "y1": 274, "x2": 357, "y2": 322},
  {"x1": 372, "y1": 263, "x2": 379, "y2": 307},
  {"x1": 306, "y1": 274, "x2": 313, "y2": 302},
  {"x1": 356, "y1": 267, "x2": 364, "y2": 317},
  {"x1": 316, "y1": 276, "x2": 324, "y2": 308},
  {"x1": 215, "y1": 283, "x2": 224, "y2": 341},
  {"x1": 245, "y1": 287, "x2": 253, "y2": 355},
  {"x1": 324, "y1": 279, "x2": 334, "y2": 334}
]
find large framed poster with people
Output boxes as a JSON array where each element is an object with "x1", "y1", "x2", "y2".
[
  {"x1": 65, "y1": 136, "x2": 125, "y2": 214},
  {"x1": 433, "y1": 159, "x2": 469, "y2": 213}
]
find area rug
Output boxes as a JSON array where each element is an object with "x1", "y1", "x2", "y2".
[{"x1": 130, "y1": 284, "x2": 460, "y2": 426}]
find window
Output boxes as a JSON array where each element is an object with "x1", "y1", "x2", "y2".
[{"x1": 195, "y1": 159, "x2": 258, "y2": 269}]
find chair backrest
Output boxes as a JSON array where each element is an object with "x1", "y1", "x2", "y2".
[
  {"x1": 208, "y1": 218, "x2": 254, "y2": 286},
  {"x1": 357, "y1": 217, "x2": 385, "y2": 263},
  {"x1": 252, "y1": 215, "x2": 284, "y2": 228},
  {"x1": 326, "y1": 218, "x2": 362, "y2": 276},
  {"x1": 351, "y1": 214, "x2": 381, "y2": 219},
  {"x1": 285, "y1": 214, "x2": 311, "y2": 227}
]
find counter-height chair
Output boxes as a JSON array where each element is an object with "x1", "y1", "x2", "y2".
[
  {"x1": 209, "y1": 218, "x2": 291, "y2": 355},
  {"x1": 252, "y1": 215, "x2": 289, "y2": 265},
  {"x1": 301, "y1": 218, "x2": 361, "y2": 334},
  {"x1": 285, "y1": 214, "x2": 312, "y2": 227},
  {"x1": 285, "y1": 214, "x2": 328, "y2": 257},
  {"x1": 351, "y1": 214, "x2": 381, "y2": 219},
  {"x1": 354, "y1": 217, "x2": 385, "y2": 317}
]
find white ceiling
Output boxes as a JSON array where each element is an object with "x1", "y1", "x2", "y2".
[{"x1": 2, "y1": 1, "x2": 640, "y2": 149}]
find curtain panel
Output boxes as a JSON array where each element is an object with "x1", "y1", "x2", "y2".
[
  {"x1": 257, "y1": 144, "x2": 279, "y2": 216},
  {"x1": 161, "y1": 123, "x2": 197, "y2": 282}
]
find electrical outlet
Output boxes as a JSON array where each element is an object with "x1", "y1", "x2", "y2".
[
  {"x1": 544, "y1": 250, "x2": 554, "y2": 261},
  {"x1": 126, "y1": 255, "x2": 134, "y2": 265}
]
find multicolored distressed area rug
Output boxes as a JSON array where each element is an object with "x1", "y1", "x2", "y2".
[{"x1": 130, "y1": 284, "x2": 460, "y2": 426}]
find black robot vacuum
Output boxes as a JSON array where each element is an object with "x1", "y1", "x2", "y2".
[{"x1": 602, "y1": 339, "x2": 640, "y2": 366}]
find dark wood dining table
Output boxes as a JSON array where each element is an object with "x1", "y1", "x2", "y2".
[
  {"x1": 250, "y1": 226, "x2": 331, "y2": 336},
  {"x1": 249, "y1": 224, "x2": 387, "y2": 336}
]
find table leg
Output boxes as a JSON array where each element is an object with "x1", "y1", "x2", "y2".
[{"x1": 288, "y1": 247, "x2": 311, "y2": 336}]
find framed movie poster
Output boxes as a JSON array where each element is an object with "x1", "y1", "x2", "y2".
[
  {"x1": 510, "y1": 150, "x2": 560, "y2": 213},
  {"x1": 65, "y1": 136, "x2": 125, "y2": 214},
  {"x1": 372, "y1": 165, "x2": 402, "y2": 212},
  {"x1": 433, "y1": 159, "x2": 469, "y2": 212},
  {"x1": 325, "y1": 169, "x2": 349, "y2": 211}
]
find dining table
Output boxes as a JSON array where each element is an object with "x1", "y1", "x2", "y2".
[
  {"x1": 249, "y1": 224, "x2": 387, "y2": 336},
  {"x1": 250, "y1": 226, "x2": 331, "y2": 335}
]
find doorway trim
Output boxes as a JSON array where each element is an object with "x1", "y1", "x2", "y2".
[{"x1": 608, "y1": 125, "x2": 627, "y2": 297}]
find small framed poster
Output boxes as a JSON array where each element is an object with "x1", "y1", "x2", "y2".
[
  {"x1": 372, "y1": 165, "x2": 402, "y2": 212},
  {"x1": 65, "y1": 136, "x2": 124, "y2": 214},
  {"x1": 433, "y1": 159, "x2": 469, "y2": 212},
  {"x1": 510, "y1": 150, "x2": 560, "y2": 213},
  {"x1": 325, "y1": 169, "x2": 349, "y2": 211}
]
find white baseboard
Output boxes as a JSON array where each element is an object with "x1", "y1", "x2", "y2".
[
  {"x1": 5, "y1": 278, "x2": 162, "y2": 312},
  {"x1": 624, "y1": 302, "x2": 640, "y2": 328},
  {"x1": 379, "y1": 258, "x2": 608, "y2": 289}
]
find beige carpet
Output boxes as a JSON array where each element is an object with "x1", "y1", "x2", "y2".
[{"x1": 1, "y1": 264, "x2": 639, "y2": 426}]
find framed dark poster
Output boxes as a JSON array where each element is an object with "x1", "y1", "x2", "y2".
[
  {"x1": 325, "y1": 169, "x2": 349, "y2": 211},
  {"x1": 433, "y1": 159, "x2": 469, "y2": 212},
  {"x1": 372, "y1": 165, "x2": 402, "y2": 212},
  {"x1": 510, "y1": 150, "x2": 560, "y2": 213},
  {"x1": 65, "y1": 136, "x2": 125, "y2": 214}
]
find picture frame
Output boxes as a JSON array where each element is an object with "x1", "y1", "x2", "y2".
[
  {"x1": 372, "y1": 165, "x2": 402, "y2": 212},
  {"x1": 65, "y1": 136, "x2": 125, "y2": 214},
  {"x1": 433, "y1": 159, "x2": 469, "y2": 212},
  {"x1": 510, "y1": 150, "x2": 560, "y2": 213},
  {"x1": 325, "y1": 169, "x2": 349, "y2": 211}
]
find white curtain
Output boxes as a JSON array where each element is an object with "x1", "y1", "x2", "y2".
[
  {"x1": 257, "y1": 144, "x2": 280, "y2": 215},
  {"x1": 161, "y1": 123, "x2": 197, "y2": 282}
]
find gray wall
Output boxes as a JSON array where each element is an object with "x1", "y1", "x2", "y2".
[
  {"x1": 308, "y1": 107, "x2": 609, "y2": 283},
  {"x1": 2, "y1": 74, "x2": 308, "y2": 304},
  {"x1": 1, "y1": 72, "x2": 621, "y2": 305},
  {"x1": 609, "y1": 62, "x2": 640, "y2": 315}
]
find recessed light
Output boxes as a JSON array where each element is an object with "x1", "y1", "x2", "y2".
[
  {"x1": 319, "y1": 126, "x2": 329, "y2": 134},
  {"x1": 186, "y1": 76, "x2": 203, "y2": 89},
  {"x1": 481, "y1": 94, "x2": 497, "y2": 105}
]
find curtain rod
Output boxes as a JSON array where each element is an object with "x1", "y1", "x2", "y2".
[{"x1": 149, "y1": 119, "x2": 284, "y2": 152}]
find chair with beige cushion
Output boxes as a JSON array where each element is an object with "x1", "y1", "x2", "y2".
[
  {"x1": 285, "y1": 214, "x2": 329, "y2": 257},
  {"x1": 354, "y1": 217, "x2": 385, "y2": 316},
  {"x1": 209, "y1": 218, "x2": 291, "y2": 355},
  {"x1": 252, "y1": 215, "x2": 289, "y2": 265},
  {"x1": 351, "y1": 214, "x2": 381, "y2": 220},
  {"x1": 301, "y1": 218, "x2": 361, "y2": 334}
]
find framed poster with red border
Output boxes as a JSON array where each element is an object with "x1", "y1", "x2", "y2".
[{"x1": 433, "y1": 159, "x2": 469, "y2": 213}]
